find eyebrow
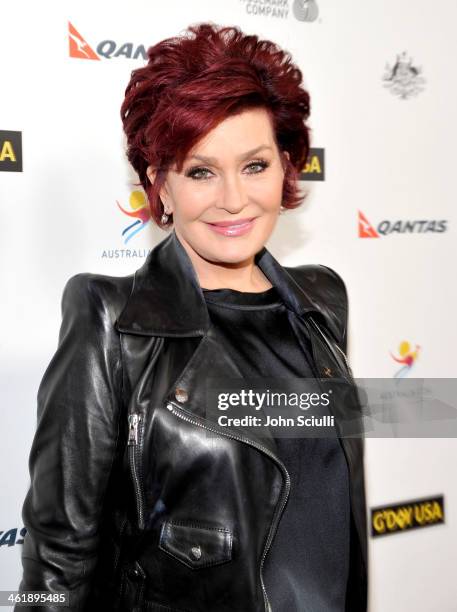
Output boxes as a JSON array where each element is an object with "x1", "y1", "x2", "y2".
[{"x1": 188, "y1": 145, "x2": 273, "y2": 165}]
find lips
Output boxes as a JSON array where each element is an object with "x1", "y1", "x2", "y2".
[
  {"x1": 208, "y1": 217, "x2": 256, "y2": 227},
  {"x1": 206, "y1": 217, "x2": 257, "y2": 237}
]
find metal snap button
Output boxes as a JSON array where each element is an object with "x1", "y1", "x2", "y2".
[
  {"x1": 129, "y1": 567, "x2": 140, "y2": 579},
  {"x1": 190, "y1": 545, "x2": 202, "y2": 560},
  {"x1": 175, "y1": 387, "x2": 188, "y2": 403}
]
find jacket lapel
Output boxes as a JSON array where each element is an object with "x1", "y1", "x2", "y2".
[{"x1": 114, "y1": 228, "x2": 339, "y2": 340}]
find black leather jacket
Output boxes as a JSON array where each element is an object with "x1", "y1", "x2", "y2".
[{"x1": 17, "y1": 229, "x2": 368, "y2": 612}]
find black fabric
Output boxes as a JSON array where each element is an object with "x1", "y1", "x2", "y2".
[{"x1": 202, "y1": 285, "x2": 351, "y2": 612}]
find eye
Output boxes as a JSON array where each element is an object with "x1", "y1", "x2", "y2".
[
  {"x1": 185, "y1": 167, "x2": 212, "y2": 180},
  {"x1": 245, "y1": 159, "x2": 269, "y2": 174},
  {"x1": 185, "y1": 159, "x2": 270, "y2": 181}
]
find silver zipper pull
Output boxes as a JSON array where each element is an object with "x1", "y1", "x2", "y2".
[{"x1": 128, "y1": 413, "x2": 141, "y2": 445}]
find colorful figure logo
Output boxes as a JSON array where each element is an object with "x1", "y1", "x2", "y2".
[
  {"x1": 390, "y1": 341, "x2": 421, "y2": 378},
  {"x1": 117, "y1": 191, "x2": 151, "y2": 244}
]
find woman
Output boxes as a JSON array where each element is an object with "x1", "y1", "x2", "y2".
[{"x1": 17, "y1": 23, "x2": 367, "y2": 612}]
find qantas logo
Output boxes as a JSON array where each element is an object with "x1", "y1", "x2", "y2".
[
  {"x1": 68, "y1": 22, "x2": 100, "y2": 60},
  {"x1": 358, "y1": 211, "x2": 379, "y2": 238},
  {"x1": 68, "y1": 22, "x2": 147, "y2": 61},
  {"x1": 358, "y1": 210, "x2": 448, "y2": 237}
]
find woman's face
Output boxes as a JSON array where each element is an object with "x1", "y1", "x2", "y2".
[{"x1": 147, "y1": 107, "x2": 289, "y2": 267}]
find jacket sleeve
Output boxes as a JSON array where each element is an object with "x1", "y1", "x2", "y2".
[{"x1": 16, "y1": 273, "x2": 123, "y2": 611}]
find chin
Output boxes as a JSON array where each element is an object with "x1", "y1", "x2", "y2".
[{"x1": 208, "y1": 241, "x2": 262, "y2": 265}]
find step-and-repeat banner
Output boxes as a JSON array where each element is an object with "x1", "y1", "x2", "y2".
[{"x1": 1, "y1": 1, "x2": 456, "y2": 610}]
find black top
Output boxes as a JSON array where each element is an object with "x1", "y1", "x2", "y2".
[{"x1": 202, "y1": 285, "x2": 351, "y2": 612}]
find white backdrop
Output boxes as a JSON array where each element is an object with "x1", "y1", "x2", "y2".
[{"x1": 1, "y1": 1, "x2": 456, "y2": 610}]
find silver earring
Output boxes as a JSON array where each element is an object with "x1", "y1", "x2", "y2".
[
  {"x1": 279, "y1": 206, "x2": 286, "y2": 215},
  {"x1": 161, "y1": 203, "x2": 171, "y2": 224}
]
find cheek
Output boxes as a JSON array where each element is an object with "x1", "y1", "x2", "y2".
[
  {"x1": 172, "y1": 183, "x2": 210, "y2": 220},
  {"x1": 250, "y1": 173, "x2": 284, "y2": 208}
]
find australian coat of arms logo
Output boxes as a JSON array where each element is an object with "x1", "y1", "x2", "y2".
[{"x1": 382, "y1": 51, "x2": 426, "y2": 99}]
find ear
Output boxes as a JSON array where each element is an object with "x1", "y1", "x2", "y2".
[
  {"x1": 146, "y1": 165, "x2": 170, "y2": 210},
  {"x1": 146, "y1": 165, "x2": 156, "y2": 185},
  {"x1": 281, "y1": 150, "x2": 290, "y2": 172}
]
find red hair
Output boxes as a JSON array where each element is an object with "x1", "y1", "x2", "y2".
[{"x1": 121, "y1": 22, "x2": 311, "y2": 228}]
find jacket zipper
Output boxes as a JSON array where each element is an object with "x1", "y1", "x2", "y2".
[
  {"x1": 164, "y1": 400, "x2": 290, "y2": 612},
  {"x1": 128, "y1": 413, "x2": 144, "y2": 529}
]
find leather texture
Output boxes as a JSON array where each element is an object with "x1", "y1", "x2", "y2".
[{"x1": 17, "y1": 229, "x2": 368, "y2": 612}]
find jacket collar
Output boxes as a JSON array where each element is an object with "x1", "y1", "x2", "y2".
[{"x1": 115, "y1": 229, "x2": 330, "y2": 338}]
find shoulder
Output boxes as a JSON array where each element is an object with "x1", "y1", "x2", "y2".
[
  {"x1": 285, "y1": 263, "x2": 348, "y2": 314},
  {"x1": 61, "y1": 271, "x2": 135, "y2": 327},
  {"x1": 286, "y1": 264, "x2": 349, "y2": 351}
]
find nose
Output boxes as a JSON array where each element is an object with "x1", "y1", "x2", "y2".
[{"x1": 215, "y1": 172, "x2": 248, "y2": 212}]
